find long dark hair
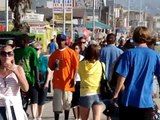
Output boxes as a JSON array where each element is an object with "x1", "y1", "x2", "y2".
[{"x1": 84, "y1": 44, "x2": 100, "y2": 61}]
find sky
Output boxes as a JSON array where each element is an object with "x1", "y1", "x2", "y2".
[
  {"x1": 1, "y1": 0, "x2": 160, "y2": 15},
  {"x1": 116, "y1": 0, "x2": 160, "y2": 15},
  {"x1": 0, "y1": 0, "x2": 5, "y2": 10}
]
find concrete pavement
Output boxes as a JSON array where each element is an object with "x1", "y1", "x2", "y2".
[
  {"x1": 27, "y1": 98, "x2": 75, "y2": 120},
  {"x1": 27, "y1": 93, "x2": 160, "y2": 120},
  {"x1": 27, "y1": 94, "x2": 107, "y2": 120}
]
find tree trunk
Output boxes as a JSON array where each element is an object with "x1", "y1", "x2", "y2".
[
  {"x1": 9, "y1": 0, "x2": 31, "y2": 31},
  {"x1": 13, "y1": 3, "x2": 22, "y2": 31}
]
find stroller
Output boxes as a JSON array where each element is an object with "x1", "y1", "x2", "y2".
[
  {"x1": 21, "y1": 90, "x2": 30, "y2": 113},
  {"x1": 103, "y1": 99, "x2": 119, "y2": 120},
  {"x1": 153, "y1": 101, "x2": 160, "y2": 120}
]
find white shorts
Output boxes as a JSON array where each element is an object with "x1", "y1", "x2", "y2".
[{"x1": 52, "y1": 89, "x2": 72, "y2": 112}]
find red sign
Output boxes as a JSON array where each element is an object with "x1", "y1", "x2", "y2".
[{"x1": 0, "y1": 24, "x2": 5, "y2": 31}]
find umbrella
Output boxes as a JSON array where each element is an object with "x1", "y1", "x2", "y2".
[{"x1": 116, "y1": 28, "x2": 128, "y2": 33}]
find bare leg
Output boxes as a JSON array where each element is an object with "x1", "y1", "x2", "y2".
[
  {"x1": 106, "y1": 116, "x2": 112, "y2": 120},
  {"x1": 38, "y1": 105, "x2": 44, "y2": 119},
  {"x1": 80, "y1": 106, "x2": 90, "y2": 120},
  {"x1": 92, "y1": 104, "x2": 103, "y2": 120},
  {"x1": 72, "y1": 106, "x2": 81, "y2": 119},
  {"x1": 72, "y1": 107, "x2": 78, "y2": 119},
  {"x1": 31, "y1": 103, "x2": 38, "y2": 119}
]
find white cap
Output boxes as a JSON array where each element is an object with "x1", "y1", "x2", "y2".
[
  {"x1": 6, "y1": 40, "x2": 14, "y2": 45},
  {"x1": 88, "y1": 40, "x2": 99, "y2": 46}
]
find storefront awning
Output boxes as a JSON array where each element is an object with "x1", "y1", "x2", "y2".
[{"x1": 86, "y1": 21, "x2": 111, "y2": 29}]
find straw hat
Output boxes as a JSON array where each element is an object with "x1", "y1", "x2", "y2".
[{"x1": 33, "y1": 42, "x2": 42, "y2": 49}]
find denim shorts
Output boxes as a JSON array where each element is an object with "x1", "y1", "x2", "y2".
[{"x1": 79, "y1": 94, "x2": 103, "y2": 108}]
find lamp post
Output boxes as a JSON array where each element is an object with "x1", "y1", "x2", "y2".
[{"x1": 5, "y1": 0, "x2": 9, "y2": 31}]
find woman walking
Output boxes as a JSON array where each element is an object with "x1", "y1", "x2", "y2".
[
  {"x1": 0, "y1": 44, "x2": 29, "y2": 120},
  {"x1": 78, "y1": 44, "x2": 104, "y2": 120}
]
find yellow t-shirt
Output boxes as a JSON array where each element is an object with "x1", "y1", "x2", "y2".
[
  {"x1": 78, "y1": 60, "x2": 105, "y2": 96},
  {"x1": 48, "y1": 47, "x2": 79, "y2": 91}
]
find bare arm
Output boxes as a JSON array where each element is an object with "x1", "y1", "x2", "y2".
[
  {"x1": 44, "y1": 68, "x2": 51, "y2": 88},
  {"x1": 35, "y1": 66, "x2": 40, "y2": 85},
  {"x1": 113, "y1": 75, "x2": 125, "y2": 99},
  {"x1": 12, "y1": 65, "x2": 29, "y2": 92}
]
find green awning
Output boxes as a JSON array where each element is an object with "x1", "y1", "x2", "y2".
[
  {"x1": 86, "y1": 21, "x2": 111, "y2": 29},
  {"x1": 0, "y1": 31, "x2": 35, "y2": 37},
  {"x1": 0, "y1": 32, "x2": 35, "y2": 45}
]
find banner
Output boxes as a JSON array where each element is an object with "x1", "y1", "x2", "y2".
[
  {"x1": 52, "y1": 0, "x2": 73, "y2": 39},
  {"x1": 53, "y1": 0, "x2": 72, "y2": 13},
  {"x1": 54, "y1": 13, "x2": 71, "y2": 22}
]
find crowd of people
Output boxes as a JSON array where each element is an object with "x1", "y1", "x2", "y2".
[{"x1": 0, "y1": 26, "x2": 160, "y2": 120}]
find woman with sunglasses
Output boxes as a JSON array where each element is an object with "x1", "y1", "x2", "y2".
[
  {"x1": 71, "y1": 43, "x2": 84, "y2": 120},
  {"x1": 32, "y1": 42, "x2": 51, "y2": 120},
  {"x1": 0, "y1": 44, "x2": 29, "y2": 120}
]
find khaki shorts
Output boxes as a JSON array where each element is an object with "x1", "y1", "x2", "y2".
[{"x1": 52, "y1": 89, "x2": 72, "y2": 112}]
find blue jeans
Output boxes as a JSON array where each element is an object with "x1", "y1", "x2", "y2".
[{"x1": 79, "y1": 94, "x2": 103, "y2": 108}]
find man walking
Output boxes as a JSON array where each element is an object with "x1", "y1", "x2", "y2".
[
  {"x1": 100, "y1": 33, "x2": 123, "y2": 120},
  {"x1": 48, "y1": 34, "x2": 79, "y2": 120},
  {"x1": 113, "y1": 26, "x2": 160, "y2": 120},
  {"x1": 100, "y1": 33, "x2": 123, "y2": 81},
  {"x1": 14, "y1": 34, "x2": 40, "y2": 120}
]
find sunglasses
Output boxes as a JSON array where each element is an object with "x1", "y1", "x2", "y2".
[
  {"x1": 80, "y1": 42, "x2": 86, "y2": 44},
  {"x1": 0, "y1": 51, "x2": 14, "y2": 57},
  {"x1": 35, "y1": 48, "x2": 41, "y2": 51},
  {"x1": 75, "y1": 47, "x2": 79, "y2": 50}
]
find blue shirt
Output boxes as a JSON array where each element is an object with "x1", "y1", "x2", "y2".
[
  {"x1": 39, "y1": 55, "x2": 48, "y2": 84},
  {"x1": 47, "y1": 42, "x2": 58, "y2": 54},
  {"x1": 100, "y1": 44, "x2": 123, "y2": 80},
  {"x1": 116, "y1": 47, "x2": 160, "y2": 108}
]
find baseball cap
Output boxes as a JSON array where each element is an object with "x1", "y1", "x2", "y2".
[
  {"x1": 5, "y1": 40, "x2": 15, "y2": 47},
  {"x1": 124, "y1": 39, "x2": 135, "y2": 49},
  {"x1": 56, "y1": 34, "x2": 66, "y2": 41}
]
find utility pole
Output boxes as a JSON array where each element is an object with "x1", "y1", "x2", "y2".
[
  {"x1": 92, "y1": 0, "x2": 96, "y2": 39},
  {"x1": 139, "y1": 0, "x2": 143, "y2": 25},
  {"x1": 63, "y1": 0, "x2": 66, "y2": 34},
  {"x1": 113, "y1": 0, "x2": 116, "y2": 33},
  {"x1": 127, "y1": 0, "x2": 130, "y2": 27},
  {"x1": 5, "y1": 0, "x2": 9, "y2": 31}
]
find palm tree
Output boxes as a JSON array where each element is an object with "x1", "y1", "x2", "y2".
[{"x1": 9, "y1": 0, "x2": 31, "y2": 31}]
